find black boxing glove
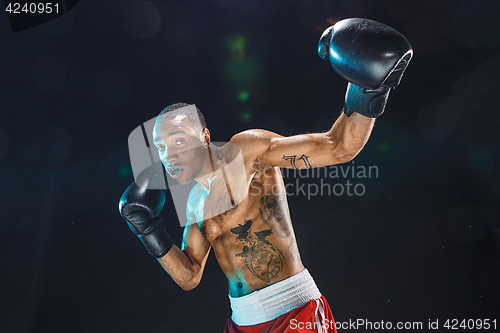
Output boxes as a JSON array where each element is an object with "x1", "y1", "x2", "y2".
[
  {"x1": 318, "y1": 18, "x2": 413, "y2": 118},
  {"x1": 119, "y1": 162, "x2": 174, "y2": 258}
]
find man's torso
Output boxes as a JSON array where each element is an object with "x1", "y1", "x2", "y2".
[{"x1": 191, "y1": 143, "x2": 305, "y2": 297}]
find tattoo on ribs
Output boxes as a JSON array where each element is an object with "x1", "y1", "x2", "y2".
[
  {"x1": 288, "y1": 238, "x2": 301, "y2": 262},
  {"x1": 282, "y1": 154, "x2": 312, "y2": 169},
  {"x1": 231, "y1": 219, "x2": 285, "y2": 282},
  {"x1": 259, "y1": 193, "x2": 290, "y2": 239}
]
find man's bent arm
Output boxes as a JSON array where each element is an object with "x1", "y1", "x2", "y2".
[
  {"x1": 230, "y1": 110, "x2": 375, "y2": 170},
  {"x1": 157, "y1": 222, "x2": 211, "y2": 291},
  {"x1": 327, "y1": 111, "x2": 376, "y2": 163}
]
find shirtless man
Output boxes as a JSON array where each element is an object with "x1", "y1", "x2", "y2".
[{"x1": 119, "y1": 19, "x2": 412, "y2": 332}]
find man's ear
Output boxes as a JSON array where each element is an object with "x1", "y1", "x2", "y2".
[{"x1": 202, "y1": 128, "x2": 211, "y2": 146}]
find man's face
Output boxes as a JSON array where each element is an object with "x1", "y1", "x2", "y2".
[{"x1": 152, "y1": 115, "x2": 206, "y2": 184}]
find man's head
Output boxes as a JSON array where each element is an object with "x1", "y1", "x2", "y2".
[
  {"x1": 157, "y1": 103, "x2": 207, "y2": 136},
  {"x1": 152, "y1": 103, "x2": 211, "y2": 184}
]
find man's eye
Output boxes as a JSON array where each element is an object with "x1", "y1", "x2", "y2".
[
  {"x1": 157, "y1": 146, "x2": 165, "y2": 152},
  {"x1": 176, "y1": 139, "x2": 185, "y2": 145}
]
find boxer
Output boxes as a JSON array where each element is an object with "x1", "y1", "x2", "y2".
[{"x1": 119, "y1": 18, "x2": 412, "y2": 332}]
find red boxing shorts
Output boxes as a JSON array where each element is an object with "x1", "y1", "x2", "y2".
[{"x1": 224, "y1": 269, "x2": 336, "y2": 332}]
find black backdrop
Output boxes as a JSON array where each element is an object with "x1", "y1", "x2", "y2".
[{"x1": 1, "y1": 0, "x2": 499, "y2": 332}]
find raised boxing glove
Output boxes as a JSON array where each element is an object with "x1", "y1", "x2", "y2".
[
  {"x1": 318, "y1": 18, "x2": 413, "y2": 118},
  {"x1": 119, "y1": 162, "x2": 174, "y2": 258}
]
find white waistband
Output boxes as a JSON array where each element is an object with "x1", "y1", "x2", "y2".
[{"x1": 229, "y1": 269, "x2": 322, "y2": 326}]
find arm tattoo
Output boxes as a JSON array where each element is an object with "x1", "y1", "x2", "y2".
[
  {"x1": 283, "y1": 155, "x2": 297, "y2": 168},
  {"x1": 282, "y1": 154, "x2": 312, "y2": 169},
  {"x1": 298, "y1": 154, "x2": 312, "y2": 168}
]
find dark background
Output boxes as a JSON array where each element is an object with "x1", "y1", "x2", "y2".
[{"x1": 1, "y1": 0, "x2": 499, "y2": 332}]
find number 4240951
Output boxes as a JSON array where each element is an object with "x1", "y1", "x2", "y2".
[
  {"x1": 5, "y1": 3, "x2": 60, "y2": 14},
  {"x1": 444, "y1": 319, "x2": 496, "y2": 330}
]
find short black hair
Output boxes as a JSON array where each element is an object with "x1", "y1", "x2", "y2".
[{"x1": 157, "y1": 103, "x2": 207, "y2": 135}]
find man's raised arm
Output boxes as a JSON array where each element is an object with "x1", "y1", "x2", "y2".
[
  {"x1": 231, "y1": 18, "x2": 412, "y2": 170},
  {"x1": 231, "y1": 112, "x2": 374, "y2": 170}
]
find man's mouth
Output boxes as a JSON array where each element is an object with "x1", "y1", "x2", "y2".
[{"x1": 168, "y1": 167, "x2": 183, "y2": 179}]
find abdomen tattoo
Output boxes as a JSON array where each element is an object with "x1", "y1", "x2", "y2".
[{"x1": 231, "y1": 220, "x2": 285, "y2": 282}]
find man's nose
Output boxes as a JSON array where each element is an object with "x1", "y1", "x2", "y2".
[{"x1": 166, "y1": 154, "x2": 177, "y2": 165}]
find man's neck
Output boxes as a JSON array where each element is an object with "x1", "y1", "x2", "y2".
[{"x1": 194, "y1": 145, "x2": 219, "y2": 189}]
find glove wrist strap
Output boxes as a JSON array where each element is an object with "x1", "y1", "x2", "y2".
[
  {"x1": 139, "y1": 225, "x2": 174, "y2": 258},
  {"x1": 344, "y1": 83, "x2": 391, "y2": 118}
]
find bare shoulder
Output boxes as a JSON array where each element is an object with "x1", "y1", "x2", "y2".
[{"x1": 229, "y1": 129, "x2": 283, "y2": 161}]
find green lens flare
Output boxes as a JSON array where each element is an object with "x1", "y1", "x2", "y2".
[
  {"x1": 239, "y1": 109, "x2": 253, "y2": 123},
  {"x1": 119, "y1": 164, "x2": 132, "y2": 178},
  {"x1": 238, "y1": 91, "x2": 250, "y2": 101},
  {"x1": 376, "y1": 140, "x2": 391, "y2": 152},
  {"x1": 225, "y1": 58, "x2": 258, "y2": 84},
  {"x1": 227, "y1": 35, "x2": 247, "y2": 55}
]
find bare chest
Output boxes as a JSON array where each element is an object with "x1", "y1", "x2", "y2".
[{"x1": 199, "y1": 168, "x2": 291, "y2": 243}]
